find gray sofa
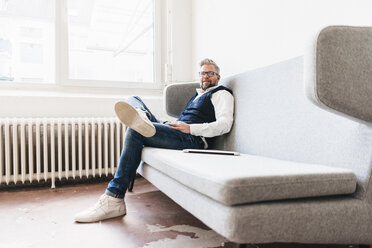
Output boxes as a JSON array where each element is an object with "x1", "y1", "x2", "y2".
[{"x1": 138, "y1": 26, "x2": 372, "y2": 246}]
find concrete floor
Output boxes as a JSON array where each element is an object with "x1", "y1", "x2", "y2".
[{"x1": 0, "y1": 178, "x2": 358, "y2": 248}]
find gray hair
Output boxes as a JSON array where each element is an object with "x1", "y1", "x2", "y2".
[{"x1": 199, "y1": 58, "x2": 220, "y2": 75}]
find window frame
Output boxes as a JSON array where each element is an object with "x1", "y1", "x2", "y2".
[
  {"x1": 56, "y1": 0, "x2": 162, "y2": 89},
  {"x1": 55, "y1": 0, "x2": 162, "y2": 89},
  {"x1": 0, "y1": 0, "x2": 162, "y2": 90}
]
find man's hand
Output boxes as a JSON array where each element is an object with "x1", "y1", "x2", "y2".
[{"x1": 166, "y1": 121, "x2": 191, "y2": 134}]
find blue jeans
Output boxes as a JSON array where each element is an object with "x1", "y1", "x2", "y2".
[{"x1": 106, "y1": 96, "x2": 205, "y2": 198}]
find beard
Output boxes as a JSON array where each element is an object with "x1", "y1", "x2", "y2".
[{"x1": 200, "y1": 80, "x2": 216, "y2": 90}]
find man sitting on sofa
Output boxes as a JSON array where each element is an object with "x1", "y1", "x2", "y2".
[{"x1": 74, "y1": 58, "x2": 235, "y2": 223}]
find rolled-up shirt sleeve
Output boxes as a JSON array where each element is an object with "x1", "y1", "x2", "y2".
[{"x1": 189, "y1": 90, "x2": 234, "y2": 137}]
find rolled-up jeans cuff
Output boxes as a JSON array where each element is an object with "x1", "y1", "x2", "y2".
[{"x1": 105, "y1": 189, "x2": 124, "y2": 199}]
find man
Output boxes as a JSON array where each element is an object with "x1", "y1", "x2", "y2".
[{"x1": 74, "y1": 58, "x2": 234, "y2": 223}]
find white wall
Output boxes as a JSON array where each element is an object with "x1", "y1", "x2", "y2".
[
  {"x1": 0, "y1": 90, "x2": 163, "y2": 118},
  {"x1": 167, "y1": 0, "x2": 192, "y2": 83},
  {"x1": 191, "y1": 0, "x2": 372, "y2": 79},
  {"x1": 0, "y1": 84, "x2": 166, "y2": 118}
]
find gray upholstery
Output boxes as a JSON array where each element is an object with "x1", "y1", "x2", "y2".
[
  {"x1": 164, "y1": 56, "x2": 372, "y2": 200},
  {"x1": 315, "y1": 26, "x2": 372, "y2": 123},
  {"x1": 141, "y1": 147, "x2": 357, "y2": 205},
  {"x1": 139, "y1": 163, "x2": 372, "y2": 244},
  {"x1": 164, "y1": 82, "x2": 199, "y2": 118},
  {"x1": 139, "y1": 26, "x2": 372, "y2": 245}
]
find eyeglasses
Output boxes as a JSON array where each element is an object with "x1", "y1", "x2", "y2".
[{"x1": 199, "y1": 71, "x2": 218, "y2": 77}]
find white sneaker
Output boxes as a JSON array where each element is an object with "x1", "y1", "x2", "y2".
[
  {"x1": 114, "y1": 101, "x2": 156, "y2": 137},
  {"x1": 74, "y1": 194, "x2": 126, "y2": 223}
]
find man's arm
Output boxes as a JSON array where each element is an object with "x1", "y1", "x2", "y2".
[{"x1": 189, "y1": 90, "x2": 234, "y2": 137}]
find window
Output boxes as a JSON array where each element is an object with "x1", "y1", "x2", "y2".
[
  {"x1": 0, "y1": 0, "x2": 55, "y2": 84},
  {"x1": 0, "y1": 0, "x2": 161, "y2": 88},
  {"x1": 67, "y1": 0, "x2": 155, "y2": 84}
]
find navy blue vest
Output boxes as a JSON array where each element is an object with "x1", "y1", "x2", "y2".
[{"x1": 177, "y1": 85, "x2": 232, "y2": 125}]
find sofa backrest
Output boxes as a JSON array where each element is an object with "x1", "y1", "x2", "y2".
[
  {"x1": 164, "y1": 26, "x2": 372, "y2": 200},
  {"x1": 212, "y1": 28, "x2": 372, "y2": 200}
]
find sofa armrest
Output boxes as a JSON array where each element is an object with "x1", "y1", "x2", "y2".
[{"x1": 164, "y1": 82, "x2": 199, "y2": 118}]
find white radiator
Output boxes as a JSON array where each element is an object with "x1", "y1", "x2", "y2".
[{"x1": 0, "y1": 118, "x2": 126, "y2": 188}]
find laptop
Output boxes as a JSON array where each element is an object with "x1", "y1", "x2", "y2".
[{"x1": 183, "y1": 149, "x2": 240, "y2": 156}]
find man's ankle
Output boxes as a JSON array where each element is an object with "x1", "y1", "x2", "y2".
[{"x1": 105, "y1": 189, "x2": 124, "y2": 199}]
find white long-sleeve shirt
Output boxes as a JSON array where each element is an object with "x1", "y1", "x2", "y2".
[{"x1": 189, "y1": 85, "x2": 234, "y2": 142}]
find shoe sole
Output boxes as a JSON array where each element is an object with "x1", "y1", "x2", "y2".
[
  {"x1": 114, "y1": 101, "x2": 156, "y2": 137},
  {"x1": 75, "y1": 211, "x2": 126, "y2": 223}
]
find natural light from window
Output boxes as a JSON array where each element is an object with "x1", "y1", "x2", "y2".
[
  {"x1": 0, "y1": 0, "x2": 155, "y2": 85},
  {"x1": 0, "y1": 0, "x2": 55, "y2": 84},
  {"x1": 67, "y1": 0, "x2": 154, "y2": 83}
]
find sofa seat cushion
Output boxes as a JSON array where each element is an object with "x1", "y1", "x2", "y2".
[{"x1": 141, "y1": 147, "x2": 357, "y2": 206}]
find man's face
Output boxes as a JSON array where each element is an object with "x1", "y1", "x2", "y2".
[{"x1": 199, "y1": 64, "x2": 220, "y2": 91}]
